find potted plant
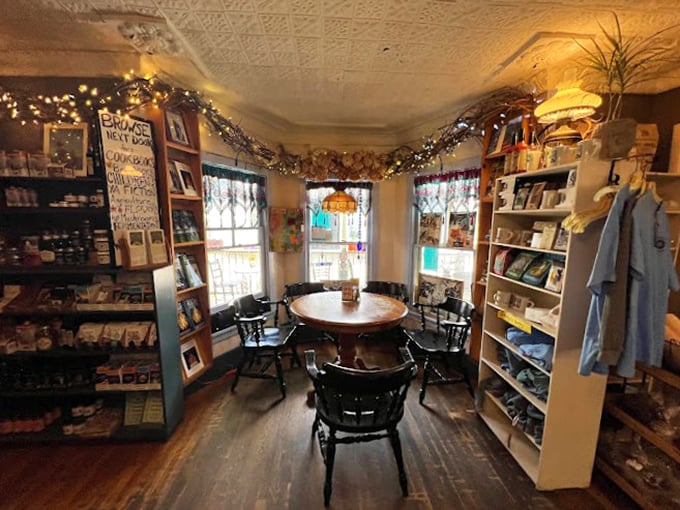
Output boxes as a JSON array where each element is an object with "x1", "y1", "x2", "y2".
[{"x1": 576, "y1": 13, "x2": 678, "y2": 158}]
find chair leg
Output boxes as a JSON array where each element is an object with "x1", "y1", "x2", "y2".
[
  {"x1": 460, "y1": 356, "x2": 475, "y2": 399},
  {"x1": 231, "y1": 354, "x2": 245, "y2": 392},
  {"x1": 324, "y1": 430, "x2": 337, "y2": 507},
  {"x1": 419, "y1": 356, "x2": 431, "y2": 405},
  {"x1": 274, "y1": 351, "x2": 286, "y2": 398},
  {"x1": 289, "y1": 340, "x2": 302, "y2": 368},
  {"x1": 389, "y1": 427, "x2": 408, "y2": 497}
]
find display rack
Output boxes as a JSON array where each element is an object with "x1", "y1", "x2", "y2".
[
  {"x1": 0, "y1": 171, "x2": 183, "y2": 443},
  {"x1": 141, "y1": 107, "x2": 213, "y2": 385},
  {"x1": 477, "y1": 159, "x2": 611, "y2": 489},
  {"x1": 595, "y1": 171, "x2": 680, "y2": 507}
]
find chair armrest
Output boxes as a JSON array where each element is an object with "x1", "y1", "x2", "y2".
[
  {"x1": 236, "y1": 314, "x2": 267, "y2": 324},
  {"x1": 398, "y1": 346, "x2": 415, "y2": 365},
  {"x1": 305, "y1": 349, "x2": 320, "y2": 380},
  {"x1": 441, "y1": 319, "x2": 470, "y2": 329},
  {"x1": 257, "y1": 298, "x2": 285, "y2": 306}
]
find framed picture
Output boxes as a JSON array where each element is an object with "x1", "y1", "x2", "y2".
[
  {"x1": 487, "y1": 125, "x2": 506, "y2": 156},
  {"x1": 168, "y1": 161, "x2": 183, "y2": 194},
  {"x1": 513, "y1": 186, "x2": 530, "y2": 210},
  {"x1": 525, "y1": 182, "x2": 546, "y2": 210},
  {"x1": 43, "y1": 123, "x2": 88, "y2": 177},
  {"x1": 175, "y1": 162, "x2": 198, "y2": 196},
  {"x1": 553, "y1": 227, "x2": 569, "y2": 251},
  {"x1": 165, "y1": 110, "x2": 190, "y2": 145},
  {"x1": 180, "y1": 338, "x2": 204, "y2": 378}
]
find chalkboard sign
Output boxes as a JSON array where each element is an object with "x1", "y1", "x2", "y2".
[{"x1": 97, "y1": 111, "x2": 161, "y2": 264}]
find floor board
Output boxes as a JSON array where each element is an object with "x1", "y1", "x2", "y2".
[{"x1": 0, "y1": 340, "x2": 627, "y2": 510}]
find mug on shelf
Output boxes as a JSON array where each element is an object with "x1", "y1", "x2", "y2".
[
  {"x1": 492, "y1": 290, "x2": 512, "y2": 307},
  {"x1": 495, "y1": 227, "x2": 518, "y2": 244},
  {"x1": 540, "y1": 190, "x2": 559, "y2": 209},
  {"x1": 509, "y1": 294, "x2": 535, "y2": 313},
  {"x1": 555, "y1": 187, "x2": 576, "y2": 209}
]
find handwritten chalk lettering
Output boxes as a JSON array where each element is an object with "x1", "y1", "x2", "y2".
[
  {"x1": 99, "y1": 112, "x2": 152, "y2": 138},
  {"x1": 98, "y1": 110, "x2": 161, "y2": 237}
]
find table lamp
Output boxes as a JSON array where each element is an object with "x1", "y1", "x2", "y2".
[{"x1": 535, "y1": 86, "x2": 602, "y2": 145}]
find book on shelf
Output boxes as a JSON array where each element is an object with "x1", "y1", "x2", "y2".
[
  {"x1": 182, "y1": 298, "x2": 204, "y2": 328},
  {"x1": 141, "y1": 392, "x2": 165, "y2": 424},
  {"x1": 175, "y1": 253, "x2": 203, "y2": 289},
  {"x1": 177, "y1": 301, "x2": 192, "y2": 334},
  {"x1": 171, "y1": 210, "x2": 201, "y2": 244}
]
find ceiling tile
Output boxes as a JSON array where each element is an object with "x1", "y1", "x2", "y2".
[
  {"x1": 354, "y1": 0, "x2": 386, "y2": 20},
  {"x1": 251, "y1": 0, "x2": 289, "y2": 14},
  {"x1": 226, "y1": 11, "x2": 263, "y2": 34},
  {"x1": 165, "y1": 10, "x2": 203, "y2": 30},
  {"x1": 221, "y1": 0, "x2": 255, "y2": 10},
  {"x1": 291, "y1": 15, "x2": 321, "y2": 36},
  {"x1": 295, "y1": 37, "x2": 320, "y2": 54},
  {"x1": 259, "y1": 13, "x2": 291, "y2": 34},
  {"x1": 153, "y1": 0, "x2": 189, "y2": 8},
  {"x1": 323, "y1": 17, "x2": 352, "y2": 38},
  {"x1": 267, "y1": 36, "x2": 295, "y2": 52},
  {"x1": 322, "y1": 0, "x2": 354, "y2": 18},
  {"x1": 351, "y1": 20, "x2": 384, "y2": 40},
  {"x1": 238, "y1": 34, "x2": 269, "y2": 52},
  {"x1": 289, "y1": 0, "x2": 319, "y2": 15},
  {"x1": 198, "y1": 12, "x2": 233, "y2": 33}
]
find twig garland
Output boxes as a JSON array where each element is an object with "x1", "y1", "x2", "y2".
[{"x1": 0, "y1": 76, "x2": 537, "y2": 181}]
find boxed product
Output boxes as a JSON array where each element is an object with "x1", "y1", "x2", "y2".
[
  {"x1": 121, "y1": 363, "x2": 137, "y2": 384},
  {"x1": 124, "y1": 321, "x2": 151, "y2": 348},
  {"x1": 77, "y1": 322, "x2": 104, "y2": 347},
  {"x1": 146, "y1": 323, "x2": 157, "y2": 348},
  {"x1": 100, "y1": 322, "x2": 126, "y2": 349}
]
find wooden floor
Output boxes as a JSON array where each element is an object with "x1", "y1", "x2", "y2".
[{"x1": 0, "y1": 341, "x2": 628, "y2": 510}]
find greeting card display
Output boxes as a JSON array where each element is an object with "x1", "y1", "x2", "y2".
[{"x1": 418, "y1": 213, "x2": 442, "y2": 246}]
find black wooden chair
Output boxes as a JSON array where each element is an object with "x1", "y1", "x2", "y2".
[
  {"x1": 361, "y1": 281, "x2": 411, "y2": 345},
  {"x1": 230, "y1": 296, "x2": 296, "y2": 399},
  {"x1": 233, "y1": 293, "x2": 301, "y2": 368},
  {"x1": 305, "y1": 347, "x2": 417, "y2": 506},
  {"x1": 283, "y1": 282, "x2": 338, "y2": 349},
  {"x1": 404, "y1": 296, "x2": 475, "y2": 404}
]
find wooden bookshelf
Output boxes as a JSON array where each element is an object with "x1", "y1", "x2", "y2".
[{"x1": 141, "y1": 107, "x2": 213, "y2": 385}]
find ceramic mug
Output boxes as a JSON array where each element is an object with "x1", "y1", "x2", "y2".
[
  {"x1": 509, "y1": 294, "x2": 535, "y2": 313},
  {"x1": 540, "y1": 190, "x2": 559, "y2": 209},
  {"x1": 576, "y1": 139, "x2": 601, "y2": 160},
  {"x1": 496, "y1": 227, "x2": 517, "y2": 244},
  {"x1": 493, "y1": 290, "x2": 512, "y2": 306},
  {"x1": 526, "y1": 149, "x2": 542, "y2": 171},
  {"x1": 555, "y1": 145, "x2": 577, "y2": 165},
  {"x1": 555, "y1": 187, "x2": 576, "y2": 209}
]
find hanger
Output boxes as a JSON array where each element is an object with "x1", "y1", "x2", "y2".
[{"x1": 563, "y1": 184, "x2": 617, "y2": 234}]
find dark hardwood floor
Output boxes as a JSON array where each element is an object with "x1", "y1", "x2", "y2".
[{"x1": 0, "y1": 340, "x2": 630, "y2": 510}]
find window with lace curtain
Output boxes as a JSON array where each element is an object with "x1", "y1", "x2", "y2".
[
  {"x1": 413, "y1": 169, "x2": 480, "y2": 301},
  {"x1": 202, "y1": 163, "x2": 267, "y2": 310},
  {"x1": 305, "y1": 182, "x2": 373, "y2": 288}
]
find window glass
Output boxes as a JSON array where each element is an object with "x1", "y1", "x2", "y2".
[
  {"x1": 203, "y1": 164, "x2": 267, "y2": 309},
  {"x1": 306, "y1": 183, "x2": 372, "y2": 288}
]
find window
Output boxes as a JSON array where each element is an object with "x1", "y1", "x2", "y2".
[
  {"x1": 305, "y1": 182, "x2": 372, "y2": 288},
  {"x1": 413, "y1": 169, "x2": 480, "y2": 302},
  {"x1": 202, "y1": 163, "x2": 267, "y2": 309}
]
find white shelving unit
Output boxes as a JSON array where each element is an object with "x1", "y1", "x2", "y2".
[{"x1": 477, "y1": 159, "x2": 611, "y2": 489}]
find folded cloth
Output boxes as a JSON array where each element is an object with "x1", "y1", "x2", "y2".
[
  {"x1": 506, "y1": 327, "x2": 554, "y2": 346},
  {"x1": 518, "y1": 343, "x2": 554, "y2": 371},
  {"x1": 517, "y1": 368, "x2": 550, "y2": 401}
]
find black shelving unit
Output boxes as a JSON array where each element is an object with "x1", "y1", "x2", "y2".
[{"x1": 0, "y1": 265, "x2": 184, "y2": 442}]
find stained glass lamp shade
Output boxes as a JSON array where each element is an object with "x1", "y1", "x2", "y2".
[{"x1": 321, "y1": 190, "x2": 357, "y2": 213}]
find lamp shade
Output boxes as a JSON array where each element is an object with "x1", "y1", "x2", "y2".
[
  {"x1": 535, "y1": 87, "x2": 602, "y2": 124},
  {"x1": 321, "y1": 190, "x2": 357, "y2": 213}
]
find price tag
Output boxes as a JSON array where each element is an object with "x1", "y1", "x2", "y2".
[{"x1": 497, "y1": 309, "x2": 532, "y2": 334}]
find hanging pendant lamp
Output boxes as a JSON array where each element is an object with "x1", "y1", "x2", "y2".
[{"x1": 321, "y1": 189, "x2": 357, "y2": 213}]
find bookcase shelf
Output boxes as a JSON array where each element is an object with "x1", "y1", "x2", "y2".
[
  {"x1": 141, "y1": 107, "x2": 213, "y2": 385},
  {"x1": 478, "y1": 158, "x2": 611, "y2": 489}
]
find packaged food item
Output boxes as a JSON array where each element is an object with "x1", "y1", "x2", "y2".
[
  {"x1": 505, "y1": 251, "x2": 540, "y2": 280},
  {"x1": 136, "y1": 364, "x2": 150, "y2": 384},
  {"x1": 76, "y1": 322, "x2": 104, "y2": 348},
  {"x1": 492, "y1": 249, "x2": 515, "y2": 276},
  {"x1": 146, "y1": 323, "x2": 157, "y2": 349},
  {"x1": 149, "y1": 363, "x2": 161, "y2": 384},
  {"x1": 101, "y1": 322, "x2": 126, "y2": 349},
  {"x1": 124, "y1": 322, "x2": 151, "y2": 348},
  {"x1": 121, "y1": 363, "x2": 137, "y2": 384}
]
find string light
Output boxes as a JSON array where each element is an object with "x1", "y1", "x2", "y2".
[{"x1": 0, "y1": 77, "x2": 535, "y2": 181}]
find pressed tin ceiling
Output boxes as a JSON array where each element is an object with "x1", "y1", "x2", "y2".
[{"x1": 1, "y1": 0, "x2": 680, "y2": 136}]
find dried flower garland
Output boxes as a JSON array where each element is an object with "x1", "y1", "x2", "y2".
[{"x1": 0, "y1": 75, "x2": 536, "y2": 181}]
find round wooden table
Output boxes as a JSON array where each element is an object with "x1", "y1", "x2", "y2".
[{"x1": 289, "y1": 291, "x2": 409, "y2": 368}]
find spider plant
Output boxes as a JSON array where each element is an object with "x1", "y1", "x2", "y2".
[{"x1": 576, "y1": 13, "x2": 678, "y2": 122}]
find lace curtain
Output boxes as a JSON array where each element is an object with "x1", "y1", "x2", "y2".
[
  {"x1": 414, "y1": 168, "x2": 480, "y2": 215},
  {"x1": 202, "y1": 163, "x2": 267, "y2": 227}
]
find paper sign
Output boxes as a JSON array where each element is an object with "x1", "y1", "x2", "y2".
[{"x1": 497, "y1": 309, "x2": 532, "y2": 334}]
